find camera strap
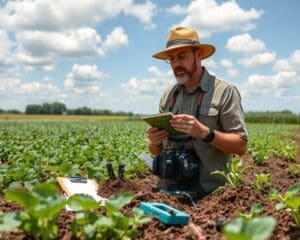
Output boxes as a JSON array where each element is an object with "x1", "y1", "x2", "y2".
[{"x1": 168, "y1": 86, "x2": 204, "y2": 117}]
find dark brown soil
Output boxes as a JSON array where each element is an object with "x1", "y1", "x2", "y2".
[{"x1": 1, "y1": 129, "x2": 300, "y2": 240}]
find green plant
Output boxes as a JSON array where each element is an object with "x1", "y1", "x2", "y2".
[
  {"x1": 69, "y1": 192, "x2": 151, "y2": 240},
  {"x1": 236, "y1": 203, "x2": 263, "y2": 221},
  {"x1": 211, "y1": 157, "x2": 248, "y2": 193},
  {"x1": 252, "y1": 173, "x2": 272, "y2": 193},
  {"x1": 223, "y1": 203, "x2": 276, "y2": 240},
  {"x1": 1, "y1": 182, "x2": 66, "y2": 240},
  {"x1": 222, "y1": 216, "x2": 276, "y2": 240},
  {"x1": 286, "y1": 163, "x2": 300, "y2": 176},
  {"x1": 268, "y1": 183, "x2": 300, "y2": 227}
]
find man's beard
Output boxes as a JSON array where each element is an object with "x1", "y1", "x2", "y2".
[{"x1": 174, "y1": 59, "x2": 198, "y2": 85}]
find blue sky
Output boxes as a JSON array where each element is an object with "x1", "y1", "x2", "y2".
[{"x1": 0, "y1": 0, "x2": 299, "y2": 114}]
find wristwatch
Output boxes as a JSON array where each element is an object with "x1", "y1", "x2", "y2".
[{"x1": 202, "y1": 128, "x2": 215, "y2": 143}]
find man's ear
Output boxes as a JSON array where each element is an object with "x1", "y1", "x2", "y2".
[{"x1": 196, "y1": 48, "x2": 203, "y2": 60}]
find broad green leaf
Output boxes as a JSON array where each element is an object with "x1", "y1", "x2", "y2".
[
  {"x1": 222, "y1": 218, "x2": 247, "y2": 240},
  {"x1": 285, "y1": 196, "x2": 300, "y2": 209},
  {"x1": 30, "y1": 199, "x2": 66, "y2": 218},
  {"x1": 33, "y1": 182, "x2": 59, "y2": 198},
  {"x1": 244, "y1": 217, "x2": 276, "y2": 240},
  {"x1": 106, "y1": 192, "x2": 133, "y2": 212},
  {"x1": 287, "y1": 183, "x2": 300, "y2": 195},
  {"x1": 5, "y1": 189, "x2": 39, "y2": 209},
  {"x1": 95, "y1": 216, "x2": 114, "y2": 228},
  {"x1": 68, "y1": 194, "x2": 99, "y2": 211},
  {"x1": 0, "y1": 212, "x2": 21, "y2": 231}
]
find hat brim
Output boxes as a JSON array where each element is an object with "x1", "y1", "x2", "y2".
[{"x1": 152, "y1": 44, "x2": 215, "y2": 60}]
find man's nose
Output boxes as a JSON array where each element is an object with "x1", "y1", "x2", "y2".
[{"x1": 171, "y1": 59, "x2": 182, "y2": 68}]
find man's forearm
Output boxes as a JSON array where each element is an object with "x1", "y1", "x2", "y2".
[{"x1": 210, "y1": 130, "x2": 247, "y2": 156}]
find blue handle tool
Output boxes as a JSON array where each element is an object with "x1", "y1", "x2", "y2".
[{"x1": 140, "y1": 202, "x2": 189, "y2": 225}]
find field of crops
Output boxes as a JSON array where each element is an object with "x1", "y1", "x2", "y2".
[
  {"x1": 0, "y1": 120, "x2": 148, "y2": 190},
  {"x1": 0, "y1": 121, "x2": 296, "y2": 190},
  {"x1": 0, "y1": 120, "x2": 299, "y2": 239}
]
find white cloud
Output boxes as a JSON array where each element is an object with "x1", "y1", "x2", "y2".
[
  {"x1": 173, "y1": 0, "x2": 262, "y2": 38},
  {"x1": 148, "y1": 66, "x2": 173, "y2": 78},
  {"x1": 0, "y1": 0, "x2": 157, "y2": 31},
  {"x1": 226, "y1": 33, "x2": 265, "y2": 54},
  {"x1": 227, "y1": 68, "x2": 239, "y2": 77},
  {"x1": 290, "y1": 49, "x2": 300, "y2": 66},
  {"x1": 121, "y1": 66, "x2": 173, "y2": 95},
  {"x1": 273, "y1": 58, "x2": 293, "y2": 72},
  {"x1": 166, "y1": 4, "x2": 187, "y2": 15},
  {"x1": 102, "y1": 27, "x2": 129, "y2": 53},
  {"x1": 203, "y1": 58, "x2": 218, "y2": 69},
  {"x1": 123, "y1": 0, "x2": 157, "y2": 30},
  {"x1": 220, "y1": 59, "x2": 238, "y2": 76},
  {"x1": 118, "y1": 68, "x2": 173, "y2": 114},
  {"x1": 17, "y1": 81, "x2": 58, "y2": 95},
  {"x1": 220, "y1": 59, "x2": 233, "y2": 68},
  {"x1": 0, "y1": 77, "x2": 21, "y2": 92},
  {"x1": 247, "y1": 71, "x2": 297, "y2": 89},
  {"x1": 17, "y1": 52, "x2": 55, "y2": 71},
  {"x1": 16, "y1": 28, "x2": 103, "y2": 58},
  {"x1": 64, "y1": 64, "x2": 108, "y2": 94},
  {"x1": 0, "y1": 29, "x2": 15, "y2": 66},
  {"x1": 273, "y1": 49, "x2": 300, "y2": 72},
  {"x1": 13, "y1": 27, "x2": 129, "y2": 71},
  {"x1": 239, "y1": 71, "x2": 300, "y2": 110},
  {"x1": 239, "y1": 52, "x2": 276, "y2": 67}
]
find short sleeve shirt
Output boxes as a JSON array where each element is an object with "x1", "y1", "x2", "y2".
[{"x1": 158, "y1": 67, "x2": 248, "y2": 193}]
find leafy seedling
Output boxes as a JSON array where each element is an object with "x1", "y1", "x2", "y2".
[
  {"x1": 2, "y1": 182, "x2": 66, "y2": 240},
  {"x1": 269, "y1": 183, "x2": 300, "y2": 227}
]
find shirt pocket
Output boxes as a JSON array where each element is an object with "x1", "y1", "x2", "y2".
[{"x1": 198, "y1": 107, "x2": 219, "y2": 128}]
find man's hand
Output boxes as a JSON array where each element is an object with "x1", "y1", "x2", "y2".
[
  {"x1": 170, "y1": 114, "x2": 247, "y2": 155},
  {"x1": 147, "y1": 127, "x2": 169, "y2": 155},
  {"x1": 170, "y1": 114, "x2": 209, "y2": 139}
]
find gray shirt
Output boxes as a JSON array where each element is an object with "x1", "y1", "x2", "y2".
[{"x1": 158, "y1": 67, "x2": 248, "y2": 193}]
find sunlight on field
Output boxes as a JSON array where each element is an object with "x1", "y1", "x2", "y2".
[{"x1": 0, "y1": 114, "x2": 130, "y2": 121}]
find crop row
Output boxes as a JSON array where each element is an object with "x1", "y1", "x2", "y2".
[{"x1": 0, "y1": 121, "x2": 298, "y2": 191}]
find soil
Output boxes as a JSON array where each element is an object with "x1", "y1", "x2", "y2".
[{"x1": 1, "y1": 129, "x2": 300, "y2": 240}]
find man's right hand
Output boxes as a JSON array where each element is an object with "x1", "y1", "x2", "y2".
[{"x1": 147, "y1": 127, "x2": 169, "y2": 155}]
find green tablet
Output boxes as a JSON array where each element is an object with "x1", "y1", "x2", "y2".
[{"x1": 142, "y1": 112, "x2": 182, "y2": 136}]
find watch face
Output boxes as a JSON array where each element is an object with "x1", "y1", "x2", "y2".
[{"x1": 203, "y1": 128, "x2": 215, "y2": 142}]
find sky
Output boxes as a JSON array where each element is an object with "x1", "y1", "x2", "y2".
[{"x1": 0, "y1": 0, "x2": 299, "y2": 114}]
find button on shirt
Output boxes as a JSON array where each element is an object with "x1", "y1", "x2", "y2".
[{"x1": 159, "y1": 67, "x2": 248, "y2": 193}]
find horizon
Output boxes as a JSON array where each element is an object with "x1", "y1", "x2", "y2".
[{"x1": 0, "y1": 0, "x2": 299, "y2": 114}]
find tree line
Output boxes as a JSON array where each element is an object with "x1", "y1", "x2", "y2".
[
  {"x1": 245, "y1": 110, "x2": 300, "y2": 124},
  {"x1": 0, "y1": 102, "x2": 134, "y2": 116},
  {"x1": 1, "y1": 103, "x2": 299, "y2": 123}
]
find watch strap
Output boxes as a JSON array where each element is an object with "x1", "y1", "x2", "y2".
[{"x1": 202, "y1": 128, "x2": 215, "y2": 143}]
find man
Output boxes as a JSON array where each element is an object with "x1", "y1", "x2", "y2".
[{"x1": 147, "y1": 26, "x2": 248, "y2": 197}]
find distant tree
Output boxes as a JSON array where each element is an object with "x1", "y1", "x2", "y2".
[
  {"x1": 26, "y1": 104, "x2": 42, "y2": 114},
  {"x1": 103, "y1": 109, "x2": 113, "y2": 115},
  {"x1": 73, "y1": 106, "x2": 92, "y2": 115},
  {"x1": 51, "y1": 102, "x2": 66, "y2": 114},
  {"x1": 41, "y1": 103, "x2": 52, "y2": 114}
]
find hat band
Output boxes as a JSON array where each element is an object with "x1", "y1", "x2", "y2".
[{"x1": 166, "y1": 39, "x2": 200, "y2": 48}]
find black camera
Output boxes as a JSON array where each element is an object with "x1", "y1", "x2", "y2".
[{"x1": 153, "y1": 147, "x2": 199, "y2": 180}]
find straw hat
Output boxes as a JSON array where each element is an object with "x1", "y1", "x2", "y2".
[{"x1": 153, "y1": 26, "x2": 215, "y2": 60}]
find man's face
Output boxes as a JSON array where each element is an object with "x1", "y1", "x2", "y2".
[{"x1": 166, "y1": 47, "x2": 199, "y2": 84}]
